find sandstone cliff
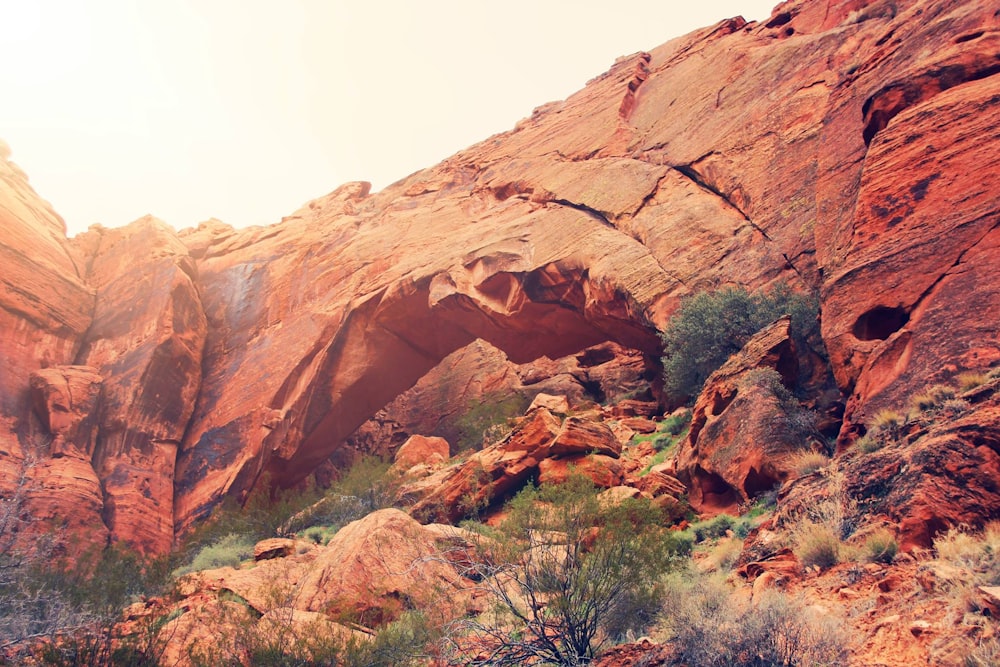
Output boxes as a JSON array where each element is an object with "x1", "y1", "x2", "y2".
[{"x1": 0, "y1": 0, "x2": 997, "y2": 552}]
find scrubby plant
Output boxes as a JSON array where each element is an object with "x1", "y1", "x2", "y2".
[
  {"x1": 910, "y1": 384, "x2": 957, "y2": 414},
  {"x1": 659, "y1": 283, "x2": 819, "y2": 403},
  {"x1": 690, "y1": 513, "x2": 736, "y2": 543},
  {"x1": 957, "y1": 371, "x2": 991, "y2": 392},
  {"x1": 857, "y1": 409, "x2": 907, "y2": 453},
  {"x1": 790, "y1": 490, "x2": 854, "y2": 570},
  {"x1": 447, "y1": 476, "x2": 688, "y2": 665},
  {"x1": 449, "y1": 392, "x2": 530, "y2": 452},
  {"x1": 789, "y1": 450, "x2": 832, "y2": 477},
  {"x1": 281, "y1": 455, "x2": 399, "y2": 535},
  {"x1": 173, "y1": 533, "x2": 255, "y2": 577},
  {"x1": 862, "y1": 528, "x2": 899, "y2": 564},
  {"x1": 662, "y1": 409, "x2": 692, "y2": 436},
  {"x1": 662, "y1": 572, "x2": 849, "y2": 666}
]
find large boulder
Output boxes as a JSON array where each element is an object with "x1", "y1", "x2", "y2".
[{"x1": 674, "y1": 318, "x2": 812, "y2": 513}]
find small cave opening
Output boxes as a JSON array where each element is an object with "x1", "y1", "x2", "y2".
[
  {"x1": 852, "y1": 305, "x2": 909, "y2": 341},
  {"x1": 696, "y1": 467, "x2": 741, "y2": 512},
  {"x1": 743, "y1": 467, "x2": 778, "y2": 499},
  {"x1": 765, "y1": 11, "x2": 793, "y2": 28}
]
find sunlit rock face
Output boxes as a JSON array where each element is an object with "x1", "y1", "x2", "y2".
[{"x1": 0, "y1": 0, "x2": 998, "y2": 550}]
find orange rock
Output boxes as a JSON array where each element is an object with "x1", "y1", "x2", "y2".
[
  {"x1": 392, "y1": 434, "x2": 449, "y2": 471},
  {"x1": 674, "y1": 318, "x2": 804, "y2": 512},
  {"x1": 538, "y1": 454, "x2": 623, "y2": 489}
]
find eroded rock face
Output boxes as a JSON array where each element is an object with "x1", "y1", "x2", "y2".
[
  {"x1": 674, "y1": 318, "x2": 809, "y2": 513},
  {"x1": 0, "y1": 0, "x2": 997, "y2": 550}
]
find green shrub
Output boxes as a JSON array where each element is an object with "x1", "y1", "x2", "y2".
[
  {"x1": 863, "y1": 528, "x2": 898, "y2": 564},
  {"x1": 662, "y1": 409, "x2": 692, "y2": 436},
  {"x1": 281, "y1": 455, "x2": 398, "y2": 535},
  {"x1": 659, "y1": 283, "x2": 819, "y2": 402},
  {"x1": 449, "y1": 392, "x2": 530, "y2": 452},
  {"x1": 794, "y1": 519, "x2": 842, "y2": 569},
  {"x1": 691, "y1": 514, "x2": 735, "y2": 542},
  {"x1": 173, "y1": 533, "x2": 255, "y2": 577},
  {"x1": 449, "y1": 475, "x2": 687, "y2": 664}
]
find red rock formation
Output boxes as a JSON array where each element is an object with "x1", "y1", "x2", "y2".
[
  {"x1": 0, "y1": 0, "x2": 997, "y2": 551},
  {"x1": 674, "y1": 318, "x2": 809, "y2": 512}
]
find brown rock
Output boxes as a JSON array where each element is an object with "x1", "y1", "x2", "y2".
[
  {"x1": 538, "y1": 454, "x2": 623, "y2": 489},
  {"x1": 528, "y1": 393, "x2": 571, "y2": 415},
  {"x1": 29, "y1": 366, "x2": 103, "y2": 457},
  {"x1": 620, "y1": 417, "x2": 657, "y2": 434},
  {"x1": 253, "y1": 537, "x2": 297, "y2": 561},
  {"x1": 1, "y1": 0, "x2": 997, "y2": 559},
  {"x1": 544, "y1": 416, "x2": 622, "y2": 459},
  {"x1": 297, "y1": 509, "x2": 476, "y2": 625},
  {"x1": 674, "y1": 318, "x2": 804, "y2": 512},
  {"x1": 392, "y1": 434, "x2": 449, "y2": 471}
]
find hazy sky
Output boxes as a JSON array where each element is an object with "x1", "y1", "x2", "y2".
[{"x1": 0, "y1": 1, "x2": 777, "y2": 236}]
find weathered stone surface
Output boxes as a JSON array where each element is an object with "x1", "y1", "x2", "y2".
[
  {"x1": 0, "y1": 0, "x2": 997, "y2": 553},
  {"x1": 674, "y1": 318, "x2": 806, "y2": 512},
  {"x1": 842, "y1": 392, "x2": 1000, "y2": 551},
  {"x1": 253, "y1": 537, "x2": 297, "y2": 561},
  {"x1": 73, "y1": 218, "x2": 207, "y2": 553},
  {"x1": 29, "y1": 366, "x2": 103, "y2": 458},
  {"x1": 297, "y1": 509, "x2": 477, "y2": 625},
  {"x1": 404, "y1": 408, "x2": 563, "y2": 523},
  {"x1": 392, "y1": 434, "x2": 450, "y2": 471},
  {"x1": 538, "y1": 454, "x2": 623, "y2": 489},
  {"x1": 545, "y1": 416, "x2": 622, "y2": 459},
  {"x1": 528, "y1": 393, "x2": 571, "y2": 415}
]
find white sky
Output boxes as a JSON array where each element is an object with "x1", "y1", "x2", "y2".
[{"x1": 0, "y1": 1, "x2": 776, "y2": 236}]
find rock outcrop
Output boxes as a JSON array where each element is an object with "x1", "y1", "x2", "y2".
[{"x1": 0, "y1": 0, "x2": 997, "y2": 550}]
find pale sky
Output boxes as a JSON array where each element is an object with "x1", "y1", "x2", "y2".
[{"x1": 0, "y1": 1, "x2": 777, "y2": 236}]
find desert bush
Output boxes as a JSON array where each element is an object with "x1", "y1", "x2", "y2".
[
  {"x1": 280, "y1": 455, "x2": 398, "y2": 535},
  {"x1": 663, "y1": 572, "x2": 849, "y2": 666},
  {"x1": 659, "y1": 283, "x2": 819, "y2": 403},
  {"x1": 174, "y1": 533, "x2": 255, "y2": 577},
  {"x1": 935, "y1": 523, "x2": 1000, "y2": 578},
  {"x1": 965, "y1": 636, "x2": 1000, "y2": 667},
  {"x1": 957, "y1": 371, "x2": 990, "y2": 392},
  {"x1": 0, "y1": 459, "x2": 169, "y2": 664},
  {"x1": 910, "y1": 384, "x2": 957, "y2": 414},
  {"x1": 789, "y1": 450, "x2": 831, "y2": 477},
  {"x1": 790, "y1": 491, "x2": 854, "y2": 570},
  {"x1": 450, "y1": 392, "x2": 530, "y2": 452},
  {"x1": 662, "y1": 409, "x2": 692, "y2": 436},
  {"x1": 857, "y1": 409, "x2": 906, "y2": 453},
  {"x1": 447, "y1": 476, "x2": 687, "y2": 665},
  {"x1": 691, "y1": 514, "x2": 736, "y2": 542},
  {"x1": 862, "y1": 528, "x2": 899, "y2": 564},
  {"x1": 795, "y1": 521, "x2": 842, "y2": 569}
]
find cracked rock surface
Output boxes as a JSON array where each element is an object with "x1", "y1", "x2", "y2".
[{"x1": 0, "y1": 0, "x2": 997, "y2": 551}]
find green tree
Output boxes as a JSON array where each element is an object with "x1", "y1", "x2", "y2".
[
  {"x1": 659, "y1": 283, "x2": 818, "y2": 403},
  {"x1": 447, "y1": 476, "x2": 688, "y2": 665}
]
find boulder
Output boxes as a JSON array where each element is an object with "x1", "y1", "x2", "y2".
[
  {"x1": 297, "y1": 509, "x2": 477, "y2": 626},
  {"x1": 538, "y1": 454, "x2": 623, "y2": 489},
  {"x1": 392, "y1": 435, "x2": 450, "y2": 471},
  {"x1": 674, "y1": 318, "x2": 808, "y2": 512}
]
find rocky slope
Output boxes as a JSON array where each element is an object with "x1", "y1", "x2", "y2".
[{"x1": 0, "y1": 0, "x2": 997, "y2": 559}]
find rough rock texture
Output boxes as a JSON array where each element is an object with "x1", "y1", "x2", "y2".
[
  {"x1": 392, "y1": 434, "x2": 450, "y2": 471},
  {"x1": 345, "y1": 339, "x2": 650, "y2": 457},
  {"x1": 296, "y1": 508, "x2": 478, "y2": 625},
  {"x1": 674, "y1": 318, "x2": 808, "y2": 512},
  {"x1": 0, "y1": 0, "x2": 997, "y2": 550}
]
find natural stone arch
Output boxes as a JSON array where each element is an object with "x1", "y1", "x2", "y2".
[{"x1": 259, "y1": 260, "x2": 661, "y2": 490}]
